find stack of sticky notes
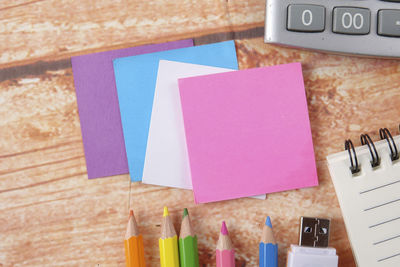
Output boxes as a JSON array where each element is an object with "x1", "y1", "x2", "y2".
[
  {"x1": 72, "y1": 39, "x2": 318, "y2": 204},
  {"x1": 71, "y1": 39, "x2": 193, "y2": 179}
]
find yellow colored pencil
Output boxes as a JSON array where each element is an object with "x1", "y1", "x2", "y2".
[
  {"x1": 159, "y1": 206, "x2": 180, "y2": 267},
  {"x1": 124, "y1": 210, "x2": 146, "y2": 267}
]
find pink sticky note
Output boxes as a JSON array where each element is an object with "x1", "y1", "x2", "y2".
[{"x1": 179, "y1": 62, "x2": 318, "y2": 203}]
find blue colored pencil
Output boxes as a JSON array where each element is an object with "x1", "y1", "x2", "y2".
[{"x1": 259, "y1": 216, "x2": 278, "y2": 267}]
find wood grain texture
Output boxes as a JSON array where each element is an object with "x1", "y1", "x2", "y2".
[
  {"x1": 0, "y1": 0, "x2": 264, "y2": 68},
  {"x1": 1, "y1": 0, "x2": 400, "y2": 266}
]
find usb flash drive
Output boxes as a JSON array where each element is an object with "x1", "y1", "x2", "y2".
[{"x1": 287, "y1": 217, "x2": 338, "y2": 267}]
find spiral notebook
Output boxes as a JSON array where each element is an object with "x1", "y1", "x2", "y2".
[{"x1": 327, "y1": 128, "x2": 400, "y2": 267}]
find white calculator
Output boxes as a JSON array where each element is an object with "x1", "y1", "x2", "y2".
[{"x1": 264, "y1": 0, "x2": 400, "y2": 58}]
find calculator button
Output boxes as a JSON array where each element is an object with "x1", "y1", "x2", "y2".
[
  {"x1": 333, "y1": 7, "x2": 371, "y2": 35},
  {"x1": 287, "y1": 4, "x2": 325, "y2": 32},
  {"x1": 378, "y1": 10, "x2": 400, "y2": 37}
]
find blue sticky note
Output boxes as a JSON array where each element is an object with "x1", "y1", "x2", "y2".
[{"x1": 113, "y1": 41, "x2": 238, "y2": 181}]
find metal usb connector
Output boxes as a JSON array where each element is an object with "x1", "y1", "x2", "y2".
[{"x1": 287, "y1": 217, "x2": 338, "y2": 267}]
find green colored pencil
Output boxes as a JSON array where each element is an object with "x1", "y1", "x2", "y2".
[{"x1": 179, "y1": 208, "x2": 199, "y2": 267}]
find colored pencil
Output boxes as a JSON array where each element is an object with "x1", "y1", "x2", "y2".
[
  {"x1": 259, "y1": 216, "x2": 278, "y2": 267},
  {"x1": 179, "y1": 208, "x2": 199, "y2": 267},
  {"x1": 216, "y1": 221, "x2": 235, "y2": 267},
  {"x1": 159, "y1": 206, "x2": 180, "y2": 267},
  {"x1": 124, "y1": 210, "x2": 146, "y2": 267}
]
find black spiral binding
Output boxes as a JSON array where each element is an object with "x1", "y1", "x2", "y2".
[
  {"x1": 379, "y1": 128, "x2": 399, "y2": 161},
  {"x1": 360, "y1": 134, "x2": 381, "y2": 168},
  {"x1": 345, "y1": 139, "x2": 360, "y2": 174},
  {"x1": 345, "y1": 126, "x2": 400, "y2": 174}
]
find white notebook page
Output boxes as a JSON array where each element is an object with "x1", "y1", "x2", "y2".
[{"x1": 327, "y1": 136, "x2": 400, "y2": 267}]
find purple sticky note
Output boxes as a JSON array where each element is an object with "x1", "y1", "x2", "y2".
[{"x1": 71, "y1": 39, "x2": 193, "y2": 179}]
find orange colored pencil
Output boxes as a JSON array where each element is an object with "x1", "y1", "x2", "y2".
[{"x1": 124, "y1": 210, "x2": 146, "y2": 267}]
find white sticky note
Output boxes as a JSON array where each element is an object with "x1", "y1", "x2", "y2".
[{"x1": 143, "y1": 60, "x2": 265, "y2": 199}]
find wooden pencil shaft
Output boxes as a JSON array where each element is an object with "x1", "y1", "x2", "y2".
[
  {"x1": 124, "y1": 235, "x2": 146, "y2": 267},
  {"x1": 216, "y1": 249, "x2": 235, "y2": 267},
  {"x1": 259, "y1": 217, "x2": 277, "y2": 267},
  {"x1": 125, "y1": 214, "x2": 140, "y2": 240},
  {"x1": 161, "y1": 216, "x2": 177, "y2": 239},
  {"x1": 159, "y1": 236, "x2": 180, "y2": 267},
  {"x1": 260, "y1": 225, "x2": 276, "y2": 244},
  {"x1": 259, "y1": 242, "x2": 278, "y2": 267},
  {"x1": 179, "y1": 235, "x2": 199, "y2": 267},
  {"x1": 180, "y1": 215, "x2": 195, "y2": 239},
  {"x1": 217, "y1": 234, "x2": 233, "y2": 250}
]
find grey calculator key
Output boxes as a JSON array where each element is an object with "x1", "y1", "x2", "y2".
[
  {"x1": 378, "y1": 9, "x2": 400, "y2": 37},
  {"x1": 333, "y1": 7, "x2": 371, "y2": 35},
  {"x1": 287, "y1": 4, "x2": 325, "y2": 32}
]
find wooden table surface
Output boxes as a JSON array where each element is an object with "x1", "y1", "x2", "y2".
[{"x1": 1, "y1": 0, "x2": 400, "y2": 266}]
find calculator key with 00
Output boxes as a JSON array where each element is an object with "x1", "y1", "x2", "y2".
[{"x1": 265, "y1": 0, "x2": 400, "y2": 58}]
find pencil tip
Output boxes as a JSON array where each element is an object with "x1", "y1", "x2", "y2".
[
  {"x1": 163, "y1": 206, "x2": 169, "y2": 217},
  {"x1": 129, "y1": 210, "x2": 134, "y2": 217},
  {"x1": 221, "y1": 221, "x2": 228, "y2": 235},
  {"x1": 183, "y1": 208, "x2": 189, "y2": 219},
  {"x1": 265, "y1": 216, "x2": 272, "y2": 228}
]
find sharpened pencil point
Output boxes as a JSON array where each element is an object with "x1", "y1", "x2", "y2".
[
  {"x1": 183, "y1": 208, "x2": 189, "y2": 219},
  {"x1": 265, "y1": 216, "x2": 272, "y2": 228},
  {"x1": 221, "y1": 221, "x2": 229, "y2": 235},
  {"x1": 129, "y1": 210, "x2": 134, "y2": 217},
  {"x1": 163, "y1": 206, "x2": 169, "y2": 217}
]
